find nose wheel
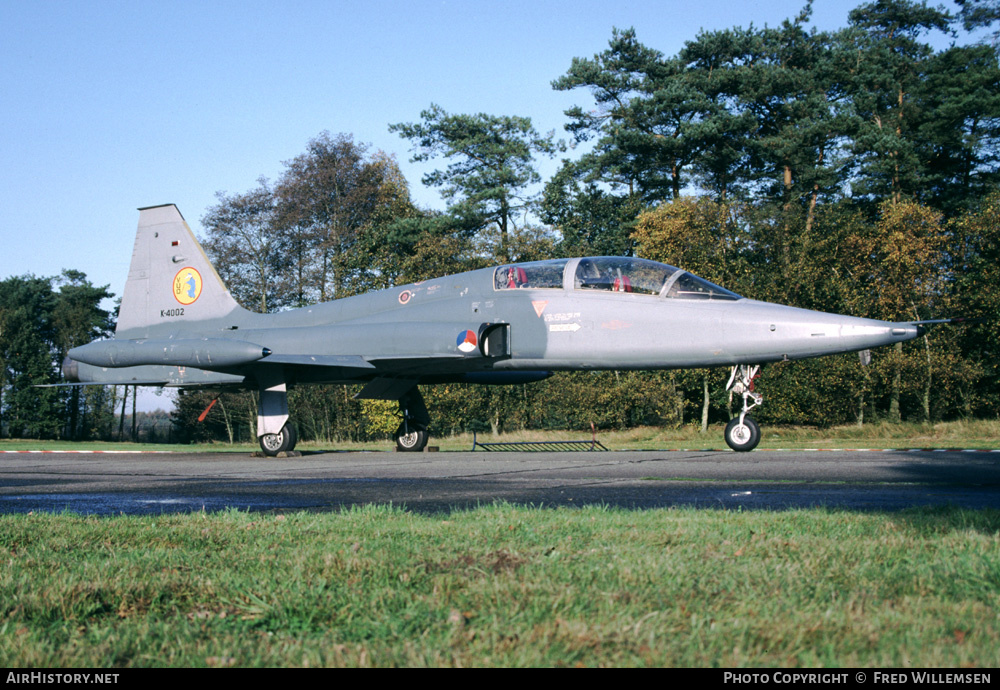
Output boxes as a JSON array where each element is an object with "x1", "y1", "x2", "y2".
[
  {"x1": 725, "y1": 365, "x2": 762, "y2": 452},
  {"x1": 724, "y1": 415, "x2": 760, "y2": 452}
]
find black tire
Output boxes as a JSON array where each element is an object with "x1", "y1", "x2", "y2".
[
  {"x1": 259, "y1": 423, "x2": 297, "y2": 456},
  {"x1": 395, "y1": 423, "x2": 429, "y2": 452},
  {"x1": 724, "y1": 416, "x2": 760, "y2": 452}
]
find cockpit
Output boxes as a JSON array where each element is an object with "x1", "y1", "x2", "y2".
[{"x1": 493, "y1": 257, "x2": 741, "y2": 300}]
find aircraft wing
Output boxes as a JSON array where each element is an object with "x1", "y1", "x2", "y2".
[
  {"x1": 245, "y1": 352, "x2": 475, "y2": 393},
  {"x1": 258, "y1": 354, "x2": 376, "y2": 369},
  {"x1": 257, "y1": 352, "x2": 467, "y2": 376},
  {"x1": 261, "y1": 353, "x2": 468, "y2": 369}
]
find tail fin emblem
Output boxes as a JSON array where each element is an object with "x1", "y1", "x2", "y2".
[{"x1": 173, "y1": 267, "x2": 203, "y2": 305}]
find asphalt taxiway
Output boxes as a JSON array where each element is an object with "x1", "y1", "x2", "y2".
[{"x1": 1, "y1": 448, "x2": 998, "y2": 515}]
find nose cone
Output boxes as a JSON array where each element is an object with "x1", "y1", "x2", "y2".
[
  {"x1": 839, "y1": 319, "x2": 921, "y2": 350},
  {"x1": 726, "y1": 301, "x2": 922, "y2": 362}
]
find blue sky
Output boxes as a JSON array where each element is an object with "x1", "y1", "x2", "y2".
[{"x1": 0, "y1": 0, "x2": 967, "y2": 409}]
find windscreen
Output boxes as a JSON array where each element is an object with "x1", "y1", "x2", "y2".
[{"x1": 664, "y1": 272, "x2": 741, "y2": 300}]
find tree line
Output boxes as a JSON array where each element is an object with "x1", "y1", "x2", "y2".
[
  {"x1": 0, "y1": 271, "x2": 118, "y2": 439},
  {"x1": 3, "y1": 0, "x2": 999, "y2": 441}
]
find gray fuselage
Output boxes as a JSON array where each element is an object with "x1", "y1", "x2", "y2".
[{"x1": 69, "y1": 256, "x2": 921, "y2": 389}]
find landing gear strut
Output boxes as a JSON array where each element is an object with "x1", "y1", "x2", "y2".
[
  {"x1": 396, "y1": 387, "x2": 430, "y2": 452},
  {"x1": 725, "y1": 364, "x2": 763, "y2": 452},
  {"x1": 256, "y1": 367, "x2": 298, "y2": 457}
]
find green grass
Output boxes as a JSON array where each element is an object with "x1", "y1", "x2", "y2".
[
  {"x1": 1, "y1": 505, "x2": 998, "y2": 667},
  {"x1": 4, "y1": 419, "x2": 999, "y2": 453}
]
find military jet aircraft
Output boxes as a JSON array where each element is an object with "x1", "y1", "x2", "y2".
[{"x1": 62, "y1": 204, "x2": 926, "y2": 454}]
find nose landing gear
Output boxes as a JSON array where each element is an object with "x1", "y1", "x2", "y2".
[{"x1": 725, "y1": 364, "x2": 762, "y2": 452}]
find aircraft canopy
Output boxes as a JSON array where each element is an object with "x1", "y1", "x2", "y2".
[{"x1": 493, "y1": 257, "x2": 741, "y2": 300}]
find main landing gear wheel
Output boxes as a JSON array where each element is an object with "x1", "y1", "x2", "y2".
[
  {"x1": 395, "y1": 423, "x2": 428, "y2": 452},
  {"x1": 725, "y1": 416, "x2": 760, "y2": 452},
  {"x1": 259, "y1": 423, "x2": 297, "y2": 456},
  {"x1": 395, "y1": 387, "x2": 431, "y2": 452}
]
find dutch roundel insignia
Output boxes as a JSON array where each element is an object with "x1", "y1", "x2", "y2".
[{"x1": 456, "y1": 329, "x2": 478, "y2": 353}]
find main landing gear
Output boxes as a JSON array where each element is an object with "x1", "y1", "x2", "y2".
[
  {"x1": 253, "y1": 369, "x2": 435, "y2": 456},
  {"x1": 395, "y1": 387, "x2": 430, "y2": 452},
  {"x1": 725, "y1": 364, "x2": 763, "y2": 452},
  {"x1": 256, "y1": 368, "x2": 299, "y2": 457}
]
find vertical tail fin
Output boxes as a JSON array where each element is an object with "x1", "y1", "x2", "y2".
[{"x1": 116, "y1": 204, "x2": 246, "y2": 338}]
